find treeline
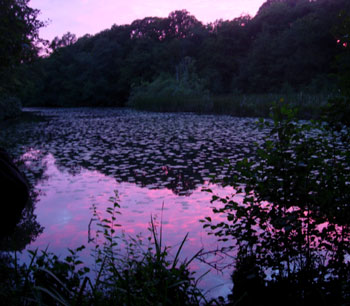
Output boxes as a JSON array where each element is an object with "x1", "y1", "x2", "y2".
[{"x1": 19, "y1": 0, "x2": 350, "y2": 107}]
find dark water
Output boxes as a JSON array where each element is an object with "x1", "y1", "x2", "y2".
[{"x1": 2, "y1": 108, "x2": 267, "y2": 298}]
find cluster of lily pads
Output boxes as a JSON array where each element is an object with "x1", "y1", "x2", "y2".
[{"x1": 3, "y1": 108, "x2": 268, "y2": 196}]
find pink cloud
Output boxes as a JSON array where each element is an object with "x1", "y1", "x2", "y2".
[{"x1": 30, "y1": 0, "x2": 265, "y2": 41}]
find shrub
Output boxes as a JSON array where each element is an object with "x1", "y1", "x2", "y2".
[
  {"x1": 127, "y1": 74, "x2": 212, "y2": 113},
  {"x1": 0, "y1": 96, "x2": 22, "y2": 120},
  {"x1": 202, "y1": 100, "x2": 350, "y2": 305}
]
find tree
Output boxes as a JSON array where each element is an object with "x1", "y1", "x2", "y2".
[
  {"x1": 18, "y1": 1, "x2": 350, "y2": 107},
  {"x1": 166, "y1": 10, "x2": 203, "y2": 40},
  {"x1": 0, "y1": 0, "x2": 45, "y2": 72},
  {"x1": 334, "y1": 10, "x2": 350, "y2": 96},
  {"x1": 50, "y1": 32, "x2": 77, "y2": 52},
  {"x1": 0, "y1": 0, "x2": 45, "y2": 96}
]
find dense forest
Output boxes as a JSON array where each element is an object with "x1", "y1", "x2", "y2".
[{"x1": 14, "y1": 0, "x2": 350, "y2": 109}]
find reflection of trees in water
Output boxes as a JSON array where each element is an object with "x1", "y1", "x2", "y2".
[
  {"x1": 0, "y1": 146, "x2": 46, "y2": 252},
  {"x1": 51, "y1": 152, "x2": 228, "y2": 196},
  {"x1": 19, "y1": 149, "x2": 50, "y2": 187},
  {"x1": 0, "y1": 197, "x2": 43, "y2": 251},
  {"x1": 0, "y1": 110, "x2": 263, "y2": 252},
  {"x1": 30, "y1": 109, "x2": 264, "y2": 196},
  {"x1": 5, "y1": 109, "x2": 265, "y2": 196}
]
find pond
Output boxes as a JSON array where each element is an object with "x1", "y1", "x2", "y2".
[{"x1": 1, "y1": 108, "x2": 267, "y2": 298}]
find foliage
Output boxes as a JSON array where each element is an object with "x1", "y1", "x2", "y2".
[
  {"x1": 333, "y1": 10, "x2": 350, "y2": 96},
  {"x1": 0, "y1": 0, "x2": 44, "y2": 70},
  {"x1": 323, "y1": 96, "x2": 350, "y2": 129},
  {"x1": 211, "y1": 93, "x2": 332, "y2": 119},
  {"x1": 202, "y1": 100, "x2": 350, "y2": 305},
  {"x1": 50, "y1": 32, "x2": 77, "y2": 53},
  {"x1": 0, "y1": 193, "x2": 211, "y2": 305},
  {"x1": 18, "y1": 1, "x2": 350, "y2": 109},
  {"x1": 0, "y1": 0, "x2": 45, "y2": 120},
  {"x1": 0, "y1": 0, "x2": 45, "y2": 93},
  {"x1": 0, "y1": 95, "x2": 22, "y2": 120},
  {"x1": 128, "y1": 58, "x2": 211, "y2": 112}
]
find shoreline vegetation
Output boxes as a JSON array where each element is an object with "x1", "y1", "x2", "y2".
[
  {"x1": 5, "y1": 1, "x2": 349, "y2": 114},
  {"x1": 3, "y1": 0, "x2": 350, "y2": 120},
  {"x1": 128, "y1": 92, "x2": 334, "y2": 119},
  {"x1": 1, "y1": 92, "x2": 337, "y2": 122}
]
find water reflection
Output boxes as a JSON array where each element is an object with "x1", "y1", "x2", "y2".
[
  {"x1": 0, "y1": 200, "x2": 43, "y2": 252},
  {"x1": 6, "y1": 108, "x2": 267, "y2": 196},
  {"x1": 2, "y1": 108, "x2": 267, "y2": 297},
  {"x1": 0, "y1": 147, "x2": 44, "y2": 251},
  {"x1": 24, "y1": 153, "x2": 234, "y2": 297}
]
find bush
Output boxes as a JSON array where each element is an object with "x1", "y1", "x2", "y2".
[
  {"x1": 0, "y1": 96, "x2": 22, "y2": 120},
  {"x1": 202, "y1": 101, "x2": 350, "y2": 305},
  {"x1": 127, "y1": 74, "x2": 212, "y2": 113}
]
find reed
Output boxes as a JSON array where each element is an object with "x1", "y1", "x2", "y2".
[{"x1": 211, "y1": 92, "x2": 334, "y2": 119}]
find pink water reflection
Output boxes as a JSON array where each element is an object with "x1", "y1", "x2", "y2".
[{"x1": 25, "y1": 154, "x2": 234, "y2": 297}]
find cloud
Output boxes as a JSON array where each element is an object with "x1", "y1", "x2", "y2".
[{"x1": 30, "y1": 0, "x2": 264, "y2": 40}]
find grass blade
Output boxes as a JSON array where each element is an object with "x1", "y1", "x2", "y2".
[
  {"x1": 172, "y1": 232, "x2": 189, "y2": 269},
  {"x1": 37, "y1": 267, "x2": 70, "y2": 294},
  {"x1": 35, "y1": 286, "x2": 69, "y2": 306}
]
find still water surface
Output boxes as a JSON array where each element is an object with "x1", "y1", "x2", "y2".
[{"x1": 3, "y1": 108, "x2": 267, "y2": 298}]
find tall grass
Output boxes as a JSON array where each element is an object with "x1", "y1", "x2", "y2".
[
  {"x1": 211, "y1": 92, "x2": 335, "y2": 119},
  {"x1": 129, "y1": 87, "x2": 335, "y2": 119}
]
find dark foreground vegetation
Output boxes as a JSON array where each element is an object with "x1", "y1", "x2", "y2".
[
  {"x1": 1, "y1": 195, "x2": 213, "y2": 305},
  {"x1": 0, "y1": 0, "x2": 349, "y2": 118},
  {"x1": 202, "y1": 97, "x2": 350, "y2": 305}
]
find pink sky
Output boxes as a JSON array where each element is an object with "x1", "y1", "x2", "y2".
[
  {"x1": 24, "y1": 153, "x2": 236, "y2": 297},
  {"x1": 30, "y1": 0, "x2": 265, "y2": 41}
]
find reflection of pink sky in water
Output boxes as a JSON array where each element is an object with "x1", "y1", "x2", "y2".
[{"x1": 26, "y1": 154, "x2": 234, "y2": 297}]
